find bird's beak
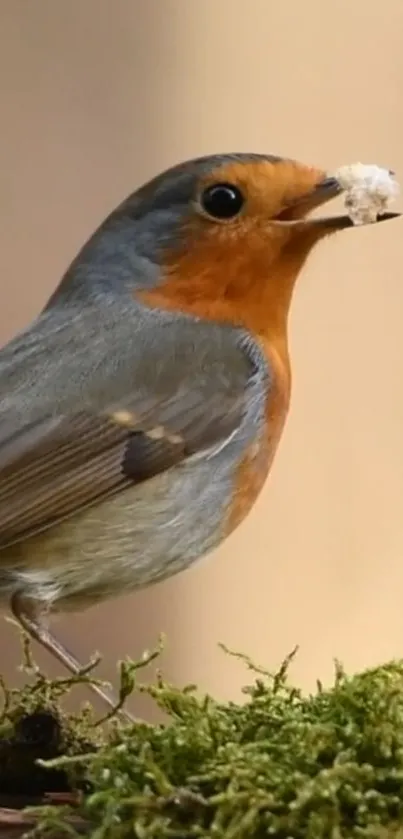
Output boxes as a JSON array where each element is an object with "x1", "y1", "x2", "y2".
[{"x1": 273, "y1": 175, "x2": 401, "y2": 230}]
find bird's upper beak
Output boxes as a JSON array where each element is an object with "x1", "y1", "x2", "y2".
[{"x1": 273, "y1": 174, "x2": 401, "y2": 230}]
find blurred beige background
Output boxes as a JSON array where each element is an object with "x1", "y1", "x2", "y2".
[{"x1": 0, "y1": 0, "x2": 402, "y2": 718}]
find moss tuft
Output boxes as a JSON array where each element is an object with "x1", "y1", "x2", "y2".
[{"x1": 2, "y1": 633, "x2": 403, "y2": 837}]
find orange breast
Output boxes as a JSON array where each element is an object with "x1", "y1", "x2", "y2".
[{"x1": 224, "y1": 338, "x2": 291, "y2": 535}]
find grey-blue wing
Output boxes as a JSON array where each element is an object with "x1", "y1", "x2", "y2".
[{"x1": 0, "y1": 303, "x2": 257, "y2": 549}]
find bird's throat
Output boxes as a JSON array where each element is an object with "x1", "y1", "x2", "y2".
[{"x1": 135, "y1": 237, "x2": 312, "y2": 370}]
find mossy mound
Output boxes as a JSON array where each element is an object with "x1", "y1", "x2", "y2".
[{"x1": 2, "y1": 636, "x2": 403, "y2": 838}]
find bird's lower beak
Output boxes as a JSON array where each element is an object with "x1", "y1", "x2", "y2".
[{"x1": 274, "y1": 175, "x2": 401, "y2": 230}]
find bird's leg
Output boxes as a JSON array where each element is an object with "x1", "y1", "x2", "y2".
[{"x1": 10, "y1": 592, "x2": 136, "y2": 724}]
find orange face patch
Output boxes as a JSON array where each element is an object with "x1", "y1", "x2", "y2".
[
  {"x1": 136, "y1": 158, "x2": 327, "y2": 353},
  {"x1": 199, "y1": 158, "x2": 326, "y2": 222}
]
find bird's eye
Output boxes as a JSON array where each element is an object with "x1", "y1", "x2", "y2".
[{"x1": 200, "y1": 182, "x2": 245, "y2": 220}]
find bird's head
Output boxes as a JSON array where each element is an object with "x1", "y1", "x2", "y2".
[{"x1": 49, "y1": 153, "x2": 400, "y2": 344}]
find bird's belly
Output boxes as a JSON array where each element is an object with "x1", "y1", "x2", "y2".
[
  {"x1": 0, "y1": 447, "x2": 243, "y2": 609},
  {"x1": 0, "y1": 416, "x2": 275, "y2": 611}
]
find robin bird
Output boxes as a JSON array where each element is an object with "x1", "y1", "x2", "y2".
[{"x1": 0, "y1": 153, "x2": 399, "y2": 715}]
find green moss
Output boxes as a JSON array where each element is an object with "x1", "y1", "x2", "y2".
[
  {"x1": 0, "y1": 632, "x2": 101, "y2": 800},
  {"x1": 3, "y1": 634, "x2": 403, "y2": 838}
]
